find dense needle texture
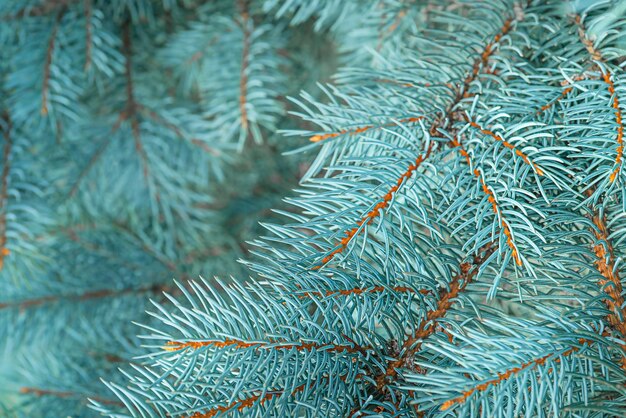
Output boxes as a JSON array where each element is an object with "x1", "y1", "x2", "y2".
[{"x1": 1, "y1": 1, "x2": 626, "y2": 418}]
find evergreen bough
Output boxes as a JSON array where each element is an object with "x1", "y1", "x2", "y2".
[{"x1": 2, "y1": 0, "x2": 626, "y2": 417}]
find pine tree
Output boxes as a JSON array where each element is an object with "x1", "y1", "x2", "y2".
[{"x1": 2, "y1": 0, "x2": 626, "y2": 417}]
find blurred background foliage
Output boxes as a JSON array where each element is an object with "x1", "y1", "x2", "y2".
[{"x1": 0, "y1": 0, "x2": 333, "y2": 415}]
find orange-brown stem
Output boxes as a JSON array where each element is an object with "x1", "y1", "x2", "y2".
[
  {"x1": 575, "y1": 16, "x2": 626, "y2": 368},
  {"x1": 299, "y1": 286, "x2": 430, "y2": 299},
  {"x1": 186, "y1": 384, "x2": 307, "y2": 418},
  {"x1": 184, "y1": 373, "x2": 361, "y2": 418},
  {"x1": 310, "y1": 117, "x2": 424, "y2": 143},
  {"x1": 603, "y1": 73, "x2": 624, "y2": 182},
  {"x1": 312, "y1": 140, "x2": 433, "y2": 269},
  {"x1": 574, "y1": 15, "x2": 622, "y2": 182},
  {"x1": 465, "y1": 119, "x2": 544, "y2": 176},
  {"x1": 537, "y1": 86, "x2": 573, "y2": 115},
  {"x1": 440, "y1": 340, "x2": 589, "y2": 411},
  {"x1": 377, "y1": 243, "x2": 496, "y2": 391},
  {"x1": 590, "y1": 212, "x2": 626, "y2": 370},
  {"x1": 450, "y1": 138, "x2": 522, "y2": 266},
  {"x1": 164, "y1": 337, "x2": 364, "y2": 354}
]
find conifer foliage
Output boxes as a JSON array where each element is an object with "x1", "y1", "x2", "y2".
[{"x1": 2, "y1": 0, "x2": 626, "y2": 417}]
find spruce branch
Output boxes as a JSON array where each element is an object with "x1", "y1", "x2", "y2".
[
  {"x1": 312, "y1": 137, "x2": 433, "y2": 269},
  {"x1": 121, "y1": 19, "x2": 151, "y2": 182},
  {"x1": 0, "y1": 112, "x2": 12, "y2": 270},
  {"x1": 574, "y1": 13, "x2": 626, "y2": 370},
  {"x1": 3, "y1": 0, "x2": 75, "y2": 20},
  {"x1": 184, "y1": 383, "x2": 308, "y2": 418},
  {"x1": 68, "y1": 134, "x2": 114, "y2": 197},
  {"x1": 41, "y1": 6, "x2": 66, "y2": 116},
  {"x1": 590, "y1": 211, "x2": 626, "y2": 371},
  {"x1": 603, "y1": 72, "x2": 624, "y2": 183},
  {"x1": 440, "y1": 338, "x2": 594, "y2": 411},
  {"x1": 163, "y1": 337, "x2": 366, "y2": 355},
  {"x1": 450, "y1": 136, "x2": 522, "y2": 265},
  {"x1": 464, "y1": 117, "x2": 545, "y2": 176},
  {"x1": 8, "y1": 1, "x2": 626, "y2": 417},
  {"x1": 138, "y1": 105, "x2": 222, "y2": 157},
  {"x1": 377, "y1": 242, "x2": 497, "y2": 392},
  {"x1": 536, "y1": 84, "x2": 576, "y2": 115},
  {"x1": 19, "y1": 387, "x2": 123, "y2": 407},
  {"x1": 314, "y1": 5, "x2": 522, "y2": 274},
  {"x1": 84, "y1": 0, "x2": 92, "y2": 70},
  {"x1": 309, "y1": 117, "x2": 425, "y2": 143},
  {"x1": 237, "y1": 0, "x2": 251, "y2": 139},
  {"x1": 299, "y1": 285, "x2": 430, "y2": 299},
  {"x1": 0, "y1": 282, "x2": 171, "y2": 311}
]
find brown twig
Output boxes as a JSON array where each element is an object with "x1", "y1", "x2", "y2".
[
  {"x1": 84, "y1": 0, "x2": 92, "y2": 70},
  {"x1": 69, "y1": 138, "x2": 109, "y2": 196},
  {"x1": 237, "y1": 0, "x2": 251, "y2": 136},
  {"x1": 464, "y1": 117, "x2": 544, "y2": 175},
  {"x1": 376, "y1": 243, "x2": 496, "y2": 391},
  {"x1": 185, "y1": 383, "x2": 307, "y2": 418},
  {"x1": 574, "y1": 15, "x2": 623, "y2": 182},
  {"x1": 440, "y1": 339, "x2": 590, "y2": 411},
  {"x1": 41, "y1": 7, "x2": 67, "y2": 116},
  {"x1": 603, "y1": 72, "x2": 624, "y2": 182},
  {"x1": 20, "y1": 387, "x2": 123, "y2": 407},
  {"x1": 0, "y1": 112, "x2": 11, "y2": 270},
  {"x1": 312, "y1": 140, "x2": 434, "y2": 270},
  {"x1": 182, "y1": 373, "x2": 357, "y2": 418},
  {"x1": 121, "y1": 20, "x2": 150, "y2": 180},
  {"x1": 590, "y1": 212, "x2": 626, "y2": 371},
  {"x1": 164, "y1": 337, "x2": 364, "y2": 354},
  {"x1": 450, "y1": 137, "x2": 521, "y2": 265},
  {"x1": 3, "y1": 0, "x2": 75, "y2": 20},
  {"x1": 309, "y1": 117, "x2": 424, "y2": 143},
  {"x1": 138, "y1": 106, "x2": 222, "y2": 156},
  {"x1": 313, "y1": 15, "x2": 515, "y2": 271},
  {"x1": 574, "y1": 15, "x2": 626, "y2": 369},
  {"x1": 299, "y1": 285, "x2": 429, "y2": 299},
  {"x1": 0, "y1": 282, "x2": 172, "y2": 311}
]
